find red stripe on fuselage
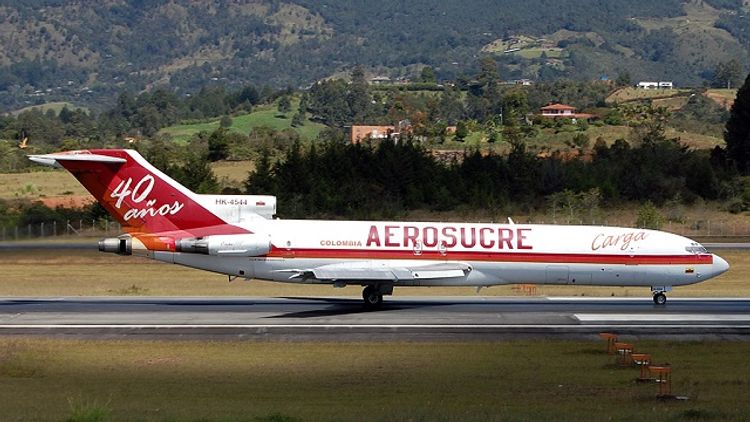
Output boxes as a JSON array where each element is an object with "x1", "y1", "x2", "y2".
[{"x1": 266, "y1": 247, "x2": 713, "y2": 265}]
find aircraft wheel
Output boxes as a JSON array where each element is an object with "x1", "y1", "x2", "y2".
[
  {"x1": 362, "y1": 286, "x2": 383, "y2": 309},
  {"x1": 653, "y1": 292, "x2": 667, "y2": 305}
]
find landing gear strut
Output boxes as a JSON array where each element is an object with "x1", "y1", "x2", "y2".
[
  {"x1": 362, "y1": 285, "x2": 383, "y2": 308},
  {"x1": 651, "y1": 286, "x2": 671, "y2": 305}
]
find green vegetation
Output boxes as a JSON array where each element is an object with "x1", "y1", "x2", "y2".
[
  {"x1": 1, "y1": 338, "x2": 749, "y2": 420},
  {"x1": 10, "y1": 101, "x2": 87, "y2": 116},
  {"x1": 246, "y1": 126, "x2": 726, "y2": 219},
  {"x1": 0, "y1": 1, "x2": 748, "y2": 111},
  {"x1": 725, "y1": 74, "x2": 750, "y2": 175},
  {"x1": 159, "y1": 102, "x2": 326, "y2": 143},
  {"x1": 0, "y1": 51, "x2": 746, "y2": 234}
]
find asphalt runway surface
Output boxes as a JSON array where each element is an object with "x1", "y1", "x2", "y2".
[{"x1": 0, "y1": 296, "x2": 748, "y2": 340}]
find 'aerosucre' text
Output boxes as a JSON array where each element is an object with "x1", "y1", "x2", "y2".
[{"x1": 365, "y1": 225, "x2": 533, "y2": 250}]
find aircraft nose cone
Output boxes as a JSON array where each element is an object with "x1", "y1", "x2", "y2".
[{"x1": 713, "y1": 254, "x2": 730, "y2": 275}]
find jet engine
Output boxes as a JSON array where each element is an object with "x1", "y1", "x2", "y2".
[
  {"x1": 176, "y1": 234, "x2": 271, "y2": 257},
  {"x1": 99, "y1": 236, "x2": 132, "y2": 255}
]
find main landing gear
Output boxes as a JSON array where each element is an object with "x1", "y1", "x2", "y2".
[
  {"x1": 651, "y1": 286, "x2": 672, "y2": 305},
  {"x1": 362, "y1": 284, "x2": 393, "y2": 309},
  {"x1": 362, "y1": 286, "x2": 383, "y2": 308}
]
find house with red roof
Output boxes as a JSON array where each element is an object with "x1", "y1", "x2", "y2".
[
  {"x1": 350, "y1": 125, "x2": 397, "y2": 143},
  {"x1": 539, "y1": 103, "x2": 595, "y2": 120}
]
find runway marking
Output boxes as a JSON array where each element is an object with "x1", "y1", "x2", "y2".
[
  {"x1": 548, "y1": 297, "x2": 750, "y2": 301},
  {"x1": 2, "y1": 324, "x2": 750, "y2": 329},
  {"x1": 575, "y1": 313, "x2": 750, "y2": 322}
]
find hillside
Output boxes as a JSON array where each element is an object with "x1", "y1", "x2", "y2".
[
  {"x1": 159, "y1": 102, "x2": 326, "y2": 143},
  {"x1": 0, "y1": 0, "x2": 748, "y2": 112}
]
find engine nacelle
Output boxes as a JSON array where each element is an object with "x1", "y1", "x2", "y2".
[
  {"x1": 176, "y1": 234, "x2": 271, "y2": 257},
  {"x1": 99, "y1": 236, "x2": 132, "y2": 255}
]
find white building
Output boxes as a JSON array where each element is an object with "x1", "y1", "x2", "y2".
[{"x1": 637, "y1": 81, "x2": 673, "y2": 89}]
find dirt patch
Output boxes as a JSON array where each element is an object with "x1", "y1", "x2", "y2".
[
  {"x1": 705, "y1": 91, "x2": 734, "y2": 110},
  {"x1": 37, "y1": 195, "x2": 94, "y2": 208}
]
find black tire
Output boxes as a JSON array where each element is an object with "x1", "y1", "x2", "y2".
[
  {"x1": 653, "y1": 293, "x2": 667, "y2": 305},
  {"x1": 362, "y1": 286, "x2": 383, "y2": 308}
]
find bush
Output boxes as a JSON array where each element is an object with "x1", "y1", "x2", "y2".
[
  {"x1": 219, "y1": 115, "x2": 233, "y2": 128},
  {"x1": 635, "y1": 201, "x2": 664, "y2": 229},
  {"x1": 725, "y1": 197, "x2": 747, "y2": 214}
]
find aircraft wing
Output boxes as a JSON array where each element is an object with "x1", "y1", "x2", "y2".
[{"x1": 278, "y1": 262, "x2": 472, "y2": 282}]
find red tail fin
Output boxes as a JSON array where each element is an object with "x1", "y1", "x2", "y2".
[{"x1": 29, "y1": 149, "x2": 247, "y2": 236}]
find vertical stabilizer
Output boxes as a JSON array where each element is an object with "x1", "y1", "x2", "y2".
[{"x1": 29, "y1": 149, "x2": 248, "y2": 236}]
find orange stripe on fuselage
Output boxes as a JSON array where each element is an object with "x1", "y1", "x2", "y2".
[{"x1": 265, "y1": 247, "x2": 713, "y2": 265}]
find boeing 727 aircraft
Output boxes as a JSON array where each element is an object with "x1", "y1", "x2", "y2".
[{"x1": 30, "y1": 149, "x2": 729, "y2": 307}]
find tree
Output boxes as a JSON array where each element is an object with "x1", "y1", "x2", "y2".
[
  {"x1": 219, "y1": 115, "x2": 233, "y2": 128},
  {"x1": 420, "y1": 66, "x2": 436, "y2": 83},
  {"x1": 435, "y1": 86, "x2": 465, "y2": 123},
  {"x1": 292, "y1": 93, "x2": 308, "y2": 127},
  {"x1": 636, "y1": 201, "x2": 663, "y2": 229},
  {"x1": 308, "y1": 79, "x2": 350, "y2": 127},
  {"x1": 725, "y1": 73, "x2": 750, "y2": 174},
  {"x1": 277, "y1": 96, "x2": 291, "y2": 115},
  {"x1": 178, "y1": 152, "x2": 219, "y2": 193},
  {"x1": 291, "y1": 112, "x2": 304, "y2": 127},
  {"x1": 454, "y1": 120, "x2": 469, "y2": 142},
  {"x1": 615, "y1": 71, "x2": 631, "y2": 87},
  {"x1": 348, "y1": 65, "x2": 370, "y2": 123},
  {"x1": 207, "y1": 128, "x2": 229, "y2": 161},
  {"x1": 298, "y1": 93, "x2": 309, "y2": 115},
  {"x1": 477, "y1": 57, "x2": 500, "y2": 87},
  {"x1": 245, "y1": 149, "x2": 275, "y2": 194},
  {"x1": 714, "y1": 59, "x2": 744, "y2": 89}
]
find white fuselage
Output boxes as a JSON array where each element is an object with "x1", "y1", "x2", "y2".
[{"x1": 145, "y1": 219, "x2": 729, "y2": 289}]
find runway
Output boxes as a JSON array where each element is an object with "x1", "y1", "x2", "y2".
[{"x1": 0, "y1": 296, "x2": 748, "y2": 340}]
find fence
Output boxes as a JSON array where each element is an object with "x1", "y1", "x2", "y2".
[
  {"x1": 0, "y1": 219, "x2": 121, "y2": 241},
  {"x1": 534, "y1": 218, "x2": 750, "y2": 238}
]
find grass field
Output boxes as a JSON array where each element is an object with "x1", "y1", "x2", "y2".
[
  {"x1": 0, "y1": 248, "x2": 745, "y2": 297},
  {"x1": 10, "y1": 101, "x2": 88, "y2": 116},
  {"x1": 516, "y1": 47, "x2": 566, "y2": 59},
  {"x1": 0, "y1": 169, "x2": 87, "y2": 200},
  {"x1": 211, "y1": 160, "x2": 254, "y2": 185},
  {"x1": 0, "y1": 162, "x2": 253, "y2": 202},
  {"x1": 0, "y1": 338, "x2": 749, "y2": 420},
  {"x1": 705, "y1": 89, "x2": 737, "y2": 101},
  {"x1": 606, "y1": 88, "x2": 691, "y2": 104},
  {"x1": 705, "y1": 89, "x2": 737, "y2": 110},
  {"x1": 159, "y1": 101, "x2": 327, "y2": 143}
]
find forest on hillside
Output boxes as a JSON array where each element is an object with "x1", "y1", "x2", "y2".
[{"x1": 0, "y1": 0, "x2": 748, "y2": 111}]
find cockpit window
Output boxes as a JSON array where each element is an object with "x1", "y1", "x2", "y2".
[{"x1": 685, "y1": 242, "x2": 708, "y2": 254}]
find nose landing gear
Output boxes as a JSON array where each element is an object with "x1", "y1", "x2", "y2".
[{"x1": 651, "y1": 286, "x2": 672, "y2": 305}]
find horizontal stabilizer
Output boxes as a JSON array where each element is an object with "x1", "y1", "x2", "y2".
[{"x1": 28, "y1": 153, "x2": 126, "y2": 168}]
